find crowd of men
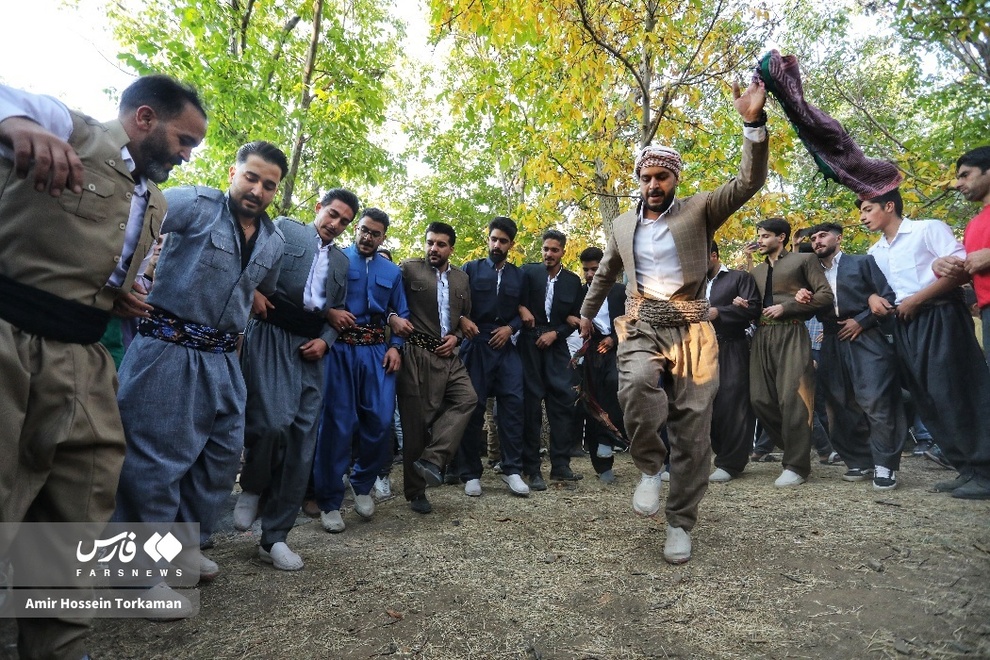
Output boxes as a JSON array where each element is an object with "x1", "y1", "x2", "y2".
[{"x1": 2, "y1": 71, "x2": 989, "y2": 659}]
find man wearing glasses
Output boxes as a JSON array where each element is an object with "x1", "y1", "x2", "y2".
[{"x1": 311, "y1": 209, "x2": 409, "y2": 533}]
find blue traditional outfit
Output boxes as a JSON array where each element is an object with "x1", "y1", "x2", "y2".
[{"x1": 313, "y1": 246, "x2": 408, "y2": 512}]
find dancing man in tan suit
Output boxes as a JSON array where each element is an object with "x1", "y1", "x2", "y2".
[
  {"x1": 395, "y1": 222, "x2": 477, "y2": 514},
  {"x1": 580, "y1": 80, "x2": 769, "y2": 565}
]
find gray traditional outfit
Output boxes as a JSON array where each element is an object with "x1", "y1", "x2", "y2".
[
  {"x1": 240, "y1": 217, "x2": 346, "y2": 547},
  {"x1": 114, "y1": 186, "x2": 284, "y2": 545},
  {"x1": 581, "y1": 131, "x2": 768, "y2": 531}
]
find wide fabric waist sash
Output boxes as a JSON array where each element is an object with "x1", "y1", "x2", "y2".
[
  {"x1": 262, "y1": 293, "x2": 325, "y2": 339},
  {"x1": 0, "y1": 273, "x2": 110, "y2": 344},
  {"x1": 626, "y1": 297, "x2": 709, "y2": 327},
  {"x1": 138, "y1": 308, "x2": 240, "y2": 353}
]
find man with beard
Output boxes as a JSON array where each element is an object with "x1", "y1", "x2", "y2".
[
  {"x1": 113, "y1": 141, "x2": 288, "y2": 585},
  {"x1": 705, "y1": 240, "x2": 762, "y2": 483},
  {"x1": 807, "y1": 223, "x2": 905, "y2": 490},
  {"x1": 520, "y1": 229, "x2": 585, "y2": 487},
  {"x1": 750, "y1": 217, "x2": 833, "y2": 488},
  {"x1": 394, "y1": 222, "x2": 476, "y2": 513},
  {"x1": 0, "y1": 76, "x2": 206, "y2": 657},
  {"x1": 936, "y1": 146, "x2": 990, "y2": 362},
  {"x1": 579, "y1": 80, "x2": 769, "y2": 565},
  {"x1": 312, "y1": 209, "x2": 408, "y2": 531},
  {"x1": 234, "y1": 188, "x2": 359, "y2": 569},
  {"x1": 456, "y1": 217, "x2": 530, "y2": 497}
]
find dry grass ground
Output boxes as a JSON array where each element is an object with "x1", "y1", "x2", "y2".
[{"x1": 4, "y1": 453, "x2": 990, "y2": 659}]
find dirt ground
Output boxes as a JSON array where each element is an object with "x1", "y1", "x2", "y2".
[{"x1": 4, "y1": 452, "x2": 990, "y2": 659}]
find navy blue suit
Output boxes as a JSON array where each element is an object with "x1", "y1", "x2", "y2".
[
  {"x1": 457, "y1": 258, "x2": 526, "y2": 478},
  {"x1": 519, "y1": 263, "x2": 584, "y2": 475}
]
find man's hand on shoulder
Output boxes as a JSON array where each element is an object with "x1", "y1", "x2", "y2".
[{"x1": 0, "y1": 116, "x2": 84, "y2": 197}]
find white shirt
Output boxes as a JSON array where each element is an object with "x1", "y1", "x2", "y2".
[
  {"x1": 633, "y1": 203, "x2": 684, "y2": 300},
  {"x1": 0, "y1": 84, "x2": 151, "y2": 289},
  {"x1": 435, "y1": 266, "x2": 451, "y2": 336},
  {"x1": 593, "y1": 296, "x2": 611, "y2": 335},
  {"x1": 705, "y1": 264, "x2": 729, "y2": 299},
  {"x1": 822, "y1": 250, "x2": 842, "y2": 314},
  {"x1": 868, "y1": 218, "x2": 965, "y2": 303},
  {"x1": 545, "y1": 269, "x2": 560, "y2": 320},
  {"x1": 303, "y1": 238, "x2": 332, "y2": 311}
]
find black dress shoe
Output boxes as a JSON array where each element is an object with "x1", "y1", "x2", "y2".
[
  {"x1": 923, "y1": 444, "x2": 953, "y2": 470},
  {"x1": 409, "y1": 495, "x2": 433, "y2": 514},
  {"x1": 550, "y1": 467, "x2": 583, "y2": 481},
  {"x1": 414, "y1": 459, "x2": 443, "y2": 487},
  {"x1": 528, "y1": 473, "x2": 547, "y2": 491}
]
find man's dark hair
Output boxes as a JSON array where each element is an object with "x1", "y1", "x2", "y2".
[
  {"x1": 489, "y1": 216, "x2": 518, "y2": 241},
  {"x1": 580, "y1": 247, "x2": 604, "y2": 263},
  {"x1": 710, "y1": 240, "x2": 719, "y2": 257},
  {"x1": 957, "y1": 146, "x2": 990, "y2": 173},
  {"x1": 426, "y1": 221, "x2": 457, "y2": 247},
  {"x1": 119, "y1": 74, "x2": 206, "y2": 121},
  {"x1": 236, "y1": 141, "x2": 289, "y2": 179},
  {"x1": 377, "y1": 248, "x2": 393, "y2": 262},
  {"x1": 361, "y1": 207, "x2": 390, "y2": 230},
  {"x1": 811, "y1": 222, "x2": 844, "y2": 236},
  {"x1": 320, "y1": 188, "x2": 360, "y2": 218},
  {"x1": 542, "y1": 228, "x2": 567, "y2": 247},
  {"x1": 855, "y1": 188, "x2": 903, "y2": 218},
  {"x1": 756, "y1": 217, "x2": 791, "y2": 245}
]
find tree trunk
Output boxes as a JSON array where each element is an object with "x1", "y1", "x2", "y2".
[{"x1": 281, "y1": 0, "x2": 323, "y2": 215}]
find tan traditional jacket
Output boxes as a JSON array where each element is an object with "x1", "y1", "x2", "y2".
[
  {"x1": 581, "y1": 135, "x2": 769, "y2": 320},
  {"x1": 399, "y1": 258, "x2": 471, "y2": 341},
  {"x1": 0, "y1": 111, "x2": 165, "y2": 311}
]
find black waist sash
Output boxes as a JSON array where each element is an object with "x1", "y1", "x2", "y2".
[
  {"x1": 262, "y1": 293, "x2": 325, "y2": 339},
  {"x1": 0, "y1": 274, "x2": 111, "y2": 344}
]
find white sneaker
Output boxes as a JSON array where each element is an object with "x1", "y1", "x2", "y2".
[
  {"x1": 198, "y1": 552, "x2": 220, "y2": 583},
  {"x1": 232, "y1": 491, "x2": 260, "y2": 531},
  {"x1": 709, "y1": 468, "x2": 733, "y2": 483},
  {"x1": 774, "y1": 469, "x2": 806, "y2": 487},
  {"x1": 664, "y1": 525, "x2": 692, "y2": 564},
  {"x1": 373, "y1": 476, "x2": 392, "y2": 500},
  {"x1": 353, "y1": 493, "x2": 375, "y2": 519},
  {"x1": 259, "y1": 542, "x2": 304, "y2": 571},
  {"x1": 501, "y1": 473, "x2": 530, "y2": 496},
  {"x1": 320, "y1": 509, "x2": 345, "y2": 533},
  {"x1": 633, "y1": 472, "x2": 664, "y2": 517},
  {"x1": 596, "y1": 443, "x2": 614, "y2": 458},
  {"x1": 464, "y1": 478, "x2": 482, "y2": 497},
  {"x1": 141, "y1": 582, "x2": 194, "y2": 621},
  {"x1": 660, "y1": 470, "x2": 670, "y2": 482}
]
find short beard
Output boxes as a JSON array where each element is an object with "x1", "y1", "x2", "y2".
[
  {"x1": 139, "y1": 127, "x2": 176, "y2": 184},
  {"x1": 489, "y1": 249, "x2": 506, "y2": 264},
  {"x1": 643, "y1": 192, "x2": 673, "y2": 216}
]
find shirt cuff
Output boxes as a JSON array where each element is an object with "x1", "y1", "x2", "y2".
[{"x1": 743, "y1": 125, "x2": 767, "y2": 143}]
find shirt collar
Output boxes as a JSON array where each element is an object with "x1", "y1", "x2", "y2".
[{"x1": 120, "y1": 145, "x2": 148, "y2": 196}]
